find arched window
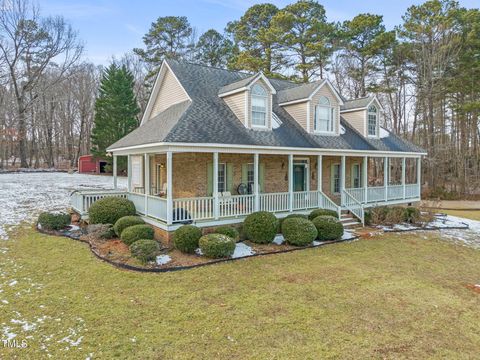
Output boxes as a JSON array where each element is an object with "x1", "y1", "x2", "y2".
[
  {"x1": 368, "y1": 105, "x2": 377, "y2": 136},
  {"x1": 251, "y1": 84, "x2": 267, "y2": 127},
  {"x1": 314, "y1": 96, "x2": 334, "y2": 133}
]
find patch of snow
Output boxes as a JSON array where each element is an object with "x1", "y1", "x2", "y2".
[
  {"x1": 272, "y1": 234, "x2": 285, "y2": 245},
  {"x1": 156, "y1": 255, "x2": 171, "y2": 266},
  {"x1": 8, "y1": 280, "x2": 17, "y2": 286},
  {"x1": 195, "y1": 248, "x2": 203, "y2": 256},
  {"x1": 68, "y1": 224, "x2": 80, "y2": 231},
  {"x1": 0, "y1": 172, "x2": 126, "y2": 239},
  {"x1": 2, "y1": 299, "x2": 8, "y2": 304},
  {"x1": 342, "y1": 230, "x2": 356, "y2": 240},
  {"x1": 232, "y1": 242, "x2": 255, "y2": 258},
  {"x1": 313, "y1": 241, "x2": 322, "y2": 246},
  {"x1": 2, "y1": 326, "x2": 17, "y2": 341},
  {"x1": 379, "y1": 127, "x2": 390, "y2": 138},
  {"x1": 11, "y1": 319, "x2": 37, "y2": 331}
]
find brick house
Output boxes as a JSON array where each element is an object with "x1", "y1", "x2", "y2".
[{"x1": 71, "y1": 60, "x2": 425, "y2": 239}]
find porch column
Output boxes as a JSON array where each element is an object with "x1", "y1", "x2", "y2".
[
  {"x1": 144, "y1": 153, "x2": 150, "y2": 215},
  {"x1": 363, "y1": 156, "x2": 368, "y2": 203},
  {"x1": 127, "y1": 154, "x2": 132, "y2": 192},
  {"x1": 113, "y1": 155, "x2": 118, "y2": 189},
  {"x1": 213, "y1": 152, "x2": 219, "y2": 220},
  {"x1": 417, "y1": 157, "x2": 422, "y2": 197},
  {"x1": 253, "y1": 153, "x2": 259, "y2": 211},
  {"x1": 384, "y1": 157, "x2": 389, "y2": 202},
  {"x1": 288, "y1": 154, "x2": 293, "y2": 212},
  {"x1": 402, "y1": 157, "x2": 406, "y2": 199},
  {"x1": 317, "y1": 155, "x2": 322, "y2": 192},
  {"x1": 340, "y1": 155, "x2": 346, "y2": 205},
  {"x1": 166, "y1": 151, "x2": 173, "y2": 225}
]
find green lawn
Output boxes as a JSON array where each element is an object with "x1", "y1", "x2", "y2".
[
  {"x1": 436, "y1": 209, "x2": 480, "y2": 221},
  {"x1": 1, "y1": 226, "x2": 479, "y2": 359}
]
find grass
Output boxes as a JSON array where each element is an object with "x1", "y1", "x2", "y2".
[
  {"x1": 1, "y1": 226, "x2": 479, "y2": 359},
  {"x1": 435, "y1": 209, "x2": 480, "y2": 221}
]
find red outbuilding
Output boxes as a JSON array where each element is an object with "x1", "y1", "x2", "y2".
[{"x1": 78, "y1": 155, "x2": 109, "y2": 174}]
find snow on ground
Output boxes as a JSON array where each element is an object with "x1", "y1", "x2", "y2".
[
  {"x1": 0, "y1": 172, "x2": 126, "y2": 239},
  {"x1": 156, "y1": 255, "x2": 172, "y2": 265},
  {"x1": 232, "y1": 242, "x2": 255, "y2": 258},
  {"x1": 438, "y1": 215, "x2": 480, "y2": 249}
]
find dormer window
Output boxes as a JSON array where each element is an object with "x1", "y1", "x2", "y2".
[
  {"x1": 314, "y1": 96, "x2": 334, "y2": 133},
  {"x1": 368, "y1": 105, "x2": 378, "y2": 136},
  {"x1": 251, "y1": 84, "x2": 267, "y2": 127}
]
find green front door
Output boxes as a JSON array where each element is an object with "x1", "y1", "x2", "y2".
[{"x1": 293, "y1": 164, "x2": 306, "y2": 191}]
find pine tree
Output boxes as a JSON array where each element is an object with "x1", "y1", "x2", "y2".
[{"x1": 91, "y1": 64, "x2": 140, "y2": 172}]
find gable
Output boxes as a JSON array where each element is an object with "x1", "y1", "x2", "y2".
[
  {"x1": 144, "y1": 63, "x2": 190, "y2": 123},
  {"x1": 309, "y1": 83, "x2": 340, "y2": 135}
]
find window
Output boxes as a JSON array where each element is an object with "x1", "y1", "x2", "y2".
[
  {"x1": 332, "y1": 164, "x2": 340, "y2": 194},
  {"x1": 352, "y1": 164, "x2": 361, "y2": 188},
  {"x1": 247, "y1": 163, "x2": 254, "y2": 189},
  {"x1": 251, "y1": 84, "x2": 267, "y2": 127},
  {"x1": 368, "y1": 105, "x2": 378, "y2": 136},
  {"x1": 314, "y1": 96, "x2": 334, "y2": 133},
  {"x1": 218, "y1": 163, "x2": 226, "y2": 192}
]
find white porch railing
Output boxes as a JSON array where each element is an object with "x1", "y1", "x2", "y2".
[
  {"x1": 70, "y1": 190, "x2": 128, "y2": 216},
  {"x1": 344, "y1": 184, "x2": 421, "y2": 205},
  {"x1": 146, "y1": 196, "x2": 167, "y2": 221},
  {"x1": 219, "y1": 194, "x2": 255, "y2": 218},
  {"x1": 293, "y1": 191, "x2": 320, "y2": 210},
  {"x1": 128, "y1": 192, "x2": 146, "y2": 215},
  {"x1": 342, "y1": 189, "x2": 364, "y2": 225},
  {"x1": 173, "y1": 196, "x2": 214, "y2": 222},
  {"x1": 259, "y1": 192, "x2": 290, "y2": 213}
]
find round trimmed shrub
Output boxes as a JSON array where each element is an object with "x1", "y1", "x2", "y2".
[
  {"x1": 213, "y1": 226, "x2": 239, "y2": 242},
  {"x1": 38, "y1": 212, "x2": 71, "y2": 230},
  {"x1": 199, "y1": 234, "x2": 235, "y2": 259},
  {"x1": 173, "y1": 225, "x2": 202, "y2": 254},
  {"x1": 282, "y1": 218, "x2": 318, "y2": 246},
  {"x1": 113, "y1": 216, "x2": 145, "y2": 237},
  {"x1": 121, "y1": 224, "x2": 154, "y2": 245},
  {"x1": 129, "y1": 239, "x2": 159, "y2": 264},
  {"x1": 308, "y1": 208, "x2": 338, "y2": 221},
  {"x1": 243, "y1": 211, "x2": 278, "y2": 244},
  {"x1": 312, "y1": 215, "x2": 344, "y2": 241},
  {"x1": 89, "y1": 197, "x2": 136, "y2": 225},
  {"x1": 279, "y1": 214, "x2": 308, "y2": 233}
]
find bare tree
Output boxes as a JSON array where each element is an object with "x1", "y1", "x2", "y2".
[{"x1": 0, "y1": 0, "x2": 83, "y2": 167}]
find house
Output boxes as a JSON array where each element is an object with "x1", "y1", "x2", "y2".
[
  {"x1": 78, "y1": 154, "x2": 109, "y2": 174},
  {"x1": 71, "y1": 59, "x2": 425, "y2": 240}
]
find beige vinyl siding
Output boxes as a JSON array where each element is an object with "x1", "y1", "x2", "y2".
[
  {"x1": 223, "y1": 92, "x2": 246, "y2": 125},
  {"x1": 283, "y1": 102, "x2": 308, "y2": 130},
  {"x1": 309, "y1": 85, "x2": 340, "y2": 135},
  {"x1": 150, "y1": 68, "x2": 189, "y2": 119},
  {"x1": 342, "y1": 110, "x2": 366, "y2": 136}
]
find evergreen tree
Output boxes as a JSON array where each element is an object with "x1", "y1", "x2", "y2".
[
  {"x1": 194, "y1": 29, "x2": 234, "y2": 68},
  {"x1": 91, "y1": 64, "x2": 140, "y2": 172}
]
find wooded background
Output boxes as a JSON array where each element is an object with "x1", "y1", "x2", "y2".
[{"x1": 0, "y1": 0, "x2": 479, "y2": 197}]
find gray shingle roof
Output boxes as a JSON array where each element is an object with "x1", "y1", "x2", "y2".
[
  {"x1": 277, "y1": 79, "x2": 325, "y2": 104},
  {"x1": 218, "y1": 73, "x2": 256, "y2": 95},
  {"x1": 108, "y1": 60, "x2": 425, "y2": 154},
  {"x1": 341, "y1": 96, "x2": 373, "y2": 111}
]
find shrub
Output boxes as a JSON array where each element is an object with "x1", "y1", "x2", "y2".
[
  {"x1": 370, "y1": 206, "x2": 391, "y2": 224},
  {"x1": 312, "y1": 215, "x2": 344, "y2": 241},
  {"x1": 279, "y1": 214, "x2": 308, "y2": 232},
  {"x1": 121, "y1": 224, "x2": 154, "y2": 245},
  {"x1": 404, "y1": 207, "x2": 421, "y2": 224},
  {"x1": 99, "y1": 225, "x2": 116, "y2": 239},
  {"x1": 129, "y1": 239, "x2": 159, "y2": 264},
  {"x1": 89, "y1": 197, "x2": 136, "y2": 225},
  {"x1": 173, "y1": 225, "x2": 202, "y2": 254},
  {"x1": 364, "y1": 210, "x2": 372, "y2": 226},
  {"x1": 113, "y1": 216, "x2": 145, "y2": 237},
  {"x1": 384, "y1": 207, "x2": 407, "y2": 225},
  {"x1": 308, "y1": 208, "x2": 338, "y2": 221},
  {"x1": 199, "y1": 234, "x2": 235, "y2": 259},
  {"x1": 243, "y1": 211, "x2": 278, "y2": 244},
  {"x1": 281, "y1": 218, "x2": 317, "y2": 246},
  {"x1": 38, "y1": 212, "x2": 71, "y2": 230},
  {"x1": 213, "y1": 226, "x2": 239, "y2": 242}
]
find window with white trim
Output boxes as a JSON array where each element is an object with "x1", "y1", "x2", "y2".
[
  {"x1": 218, "y1": 163, "x2": 226, "y2": 193},
  {"x1": 247, "y1": 163, "x2": 254, "y2": 190},
  {"x1": 368, "y1": 105, "x2": 378, "y2": 136},
  {"x1": 352, "y1": 164, "x2": 361, "y2": 188},
  {"x1": 332, "y1": 164, "x2": 340, "y2": 194},
  {"x1": 251, "y1": 84, "x2": 267, "y2": 127},
  {"x1": 314, "y1": 96, "x2": 334, "y2": 133}
]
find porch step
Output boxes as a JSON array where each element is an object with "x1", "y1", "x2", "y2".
[{"x1": 339, "y1": 211, "x2": 361, "y2": 228}]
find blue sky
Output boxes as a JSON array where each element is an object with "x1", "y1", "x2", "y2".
[{"x1": 39, "y1": 0, "x2": 479, "y2": 65}]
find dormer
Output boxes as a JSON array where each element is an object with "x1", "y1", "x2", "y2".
[
  {"x1": 219, "y1": 73, "x2": 276, "y2": 130},
  {"x1": 340, "y1": 96, "x2": 384, "y2": 139},
  {"x1": 278, "y1": 79, "x2": 343, "y2": 136}
]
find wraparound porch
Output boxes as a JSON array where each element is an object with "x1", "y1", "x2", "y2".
[{"x1": 71, "y1": 150, "x2": 422, "y2": 228}]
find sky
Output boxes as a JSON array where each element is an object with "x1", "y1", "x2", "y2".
[{"x1": 38, "y1": 0, "x2": 479, "y2": 65}]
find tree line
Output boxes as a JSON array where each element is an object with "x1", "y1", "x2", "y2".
[{"x1": 0, "y1": 0, "x2": 479, "y2": 196}]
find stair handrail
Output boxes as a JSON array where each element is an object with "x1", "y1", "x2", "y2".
[
  {"x1": 318, "y1": 190, "x2": 341, "y2": 218},
  {"x1": 342, "y1": 189, "x2": 365, "y2": 226}
]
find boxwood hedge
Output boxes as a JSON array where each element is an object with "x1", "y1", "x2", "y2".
[
  {"x1": 243, "y1": 211, "x2": 278, "y2": 244},
  {"x1": 89, "y1": 197, "x2": 136, "y2": 225},
  {"x1": 120, "y1": 224, "x2": 154, "y2": 245}
]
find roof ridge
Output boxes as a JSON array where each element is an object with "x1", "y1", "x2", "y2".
[{"x1": 167, "y1": 58, "x2": 253, "y2": 77}]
